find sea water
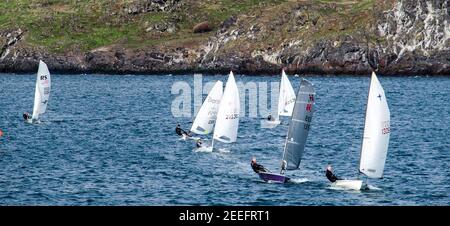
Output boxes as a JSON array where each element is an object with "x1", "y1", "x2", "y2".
[{"x1": 0, "y1": 73, "x2": 448, "y2": 205}]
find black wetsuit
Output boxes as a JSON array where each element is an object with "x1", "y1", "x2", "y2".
[
  {"x1": 176, "y1": 126, "x2": 191, "y2": 137},
  {"x1": 251, "y1": 162, "x2": 267, "y2": 173},
  {"x1": 326, "y1": 169, "x2": 340, "y2": 182},
  {"x1": 267, "y1": 115, "x2": 272, "y2": 121},
  {"x1": 23, "y1": 114, "x2": 31, "y2": 121},
  {"x1": 175, "y1": 127, "x2": 183, "y2": 136},
  {"x1": 196, "y1": 140, "x2": 202, "y2": 148}
]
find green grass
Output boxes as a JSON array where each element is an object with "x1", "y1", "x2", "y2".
[
  {"x1": 0, "y1": 0, "x2": 382, "y2": 52},
  {"x1": 0, "y1": 0, "x2": 289, "y2": 52}
]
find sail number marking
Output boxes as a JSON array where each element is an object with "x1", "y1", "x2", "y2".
[
  {"x1": 306, "y1": 103, "x2": 312, "y2": 112},
  {"x1": 284, "y1": 98, "x2": 295, "y2": 106},
  {"x1": 225, "y1": 114, "x2": 238, "y2": 120}
]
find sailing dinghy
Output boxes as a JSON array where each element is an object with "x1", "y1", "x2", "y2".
[
  {"x1": 185, "y1": 80, "x2": 223, "y2": 141},
  {"x1": 210, "y1": 71, "x2": 240, "y2": 150},
  {"x1": 27, "y1": 60, "x2": 51, "y2": 124},
  {"x1": 261, "y1": 69, "x2": 296, "y2": 128},
  {"x1": 257, "y1": 79, "x2": 315, "y2": 183},
  {"x1": 331, "y1": 72, "x2": 390, "y2": 190}
]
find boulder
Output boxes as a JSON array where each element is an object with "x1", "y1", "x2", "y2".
[{"x1": 193, "y1": 21, "x2": 212, "y2": 33}]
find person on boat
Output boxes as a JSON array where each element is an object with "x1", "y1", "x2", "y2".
[
  {"x1": 175, "y1": 124, "x2": 191, "y2": 137},
  {"x1": 267, "y1": 113, "x2": 273, "y2": 121},
  {"x1": 23, "y1": 112, "x2": 31, "y2": 121},
  {"x1": 251, "y1": 157, "x2": 268, "y2": 173},
  {"x1": 325, "y1": 164, "x2": 341, "y2": 182},
  {"x1": 280, "y1": 160, "x2": 287, "y2": 175},
  {"x1": 196, "y1": 139, "x2": 203, "y2": 148}
]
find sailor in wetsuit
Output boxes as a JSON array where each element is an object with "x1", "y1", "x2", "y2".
[
  {"x1": 175, "y1": 124, "x2": 191, "y2": 137},
  {"x1": 280, "y1": 160, "x2": 287, "y2": 175},
  {"x1": 196, "y1": 139, "x2": 202, "y2": 148},
  {"x1": 325, "y1": 164, "x2": 341, "y2": 182},
  {"x1": 267, "y1": 113, "x2": 273, "y2": 121},
  {"x1": 23, "y1": 112, "x2": 31, "y2": 121},
  {"x1": 251, "y1": 157, "x2": 268, "y2": 173}
]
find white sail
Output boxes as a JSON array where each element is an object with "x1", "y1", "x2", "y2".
[
  {"x1": 278, "y1": 70, "x2": 296, "y2": 117},
  {"x1": 213, "y1": 71, "x2": 240, "y2": 143},
  {"x1": 359, "y1": 72, "x2": 390, "y2": 179},
  {"x1": 31, "y1": 60, "x2": 51, "y2": 121},
  {"x1": 190, "y1": 80, "x2": 223, "y2": 135}
]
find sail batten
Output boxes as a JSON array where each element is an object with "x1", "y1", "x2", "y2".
[
  {"x1": 359, "y1": 72, "x2": 390, "y2": 179},
  {"x1": 281, "y1": 79, "x2": 315, "y2": 170}
]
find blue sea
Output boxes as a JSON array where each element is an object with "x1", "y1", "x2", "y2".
[{"x1": 0, "y1": 73, "x2": 448, "y2": 205}]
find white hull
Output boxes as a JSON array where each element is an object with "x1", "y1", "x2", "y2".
[
  {"x1": 26, "y1": 118, "x2": 40, "y2": 124},
  {"x1": 331, "y1": 180, "x2": 364, "y2": 190},
  {"x1": 260, "y1": 119, "x2": 281, "y2": 129},
  {"x1": 181, "y1": 134, "x2": 200, "y2": 141}
]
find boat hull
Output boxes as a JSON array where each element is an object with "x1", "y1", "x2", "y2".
[
  {"x1": 257, "y1": 172, "x2": 289, "y2": 183},
  {"x1": 26, "y1": 118, "x2": 40, "y2": 124},
  {"x1": 260, "y1": 120, "x2": 281, "y2": 129},
  {"x1": 331, "y1": 180, "x2": 364, "y2": 190},
  {"x1": 180, "y1": 134, "x2": 200, "y2": 141}
]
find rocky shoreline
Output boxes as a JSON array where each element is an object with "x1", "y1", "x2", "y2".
[{"x1": 0, "y1": 0, "x2": 448, "y2": 75}]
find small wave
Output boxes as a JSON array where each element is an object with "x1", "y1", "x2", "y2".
[
  {"x1": 366, "y1": 184, "x2": 382, "y2": 191},
  {"x1": 217, "y1": 148, "x2": 230, "y2": 153},
  {"x1": 326, "y1": 185, "x2": 362, "y2": 192},
  {"x1": 194, "y1": 146, "x2": 213, "y2": 153},
  {"x1": 327, "y1": 186, "x2": 347, "y2": 191},
  {"x1": 289, "y1": 178, "x2": 309, "y2": 184},
  {"x1": 266, "y1": 180, "x2": 283, "y2": 184}
]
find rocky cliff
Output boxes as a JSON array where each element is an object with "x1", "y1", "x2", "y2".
[{"x1": 0, "y1": 0, "x2": 448, "y2": 75}]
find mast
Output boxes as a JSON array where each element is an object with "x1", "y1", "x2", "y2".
[
  {"x1": 358, "y1": 72, "x2": 374, "y2": 176},
  {"x1": 280, "y1": 134, "x2": 289, "y2": 174}
]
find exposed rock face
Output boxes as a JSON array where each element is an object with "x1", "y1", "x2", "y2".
[
  {"x1": 0, "y1": 29, "x2": 23, "y2": 61},
  {"x1": 200, "y1": 0, "x2": 449, "y2": 75},
  {"x1": 146, "y1": 22, "x2": 177, "y2": 33},
  {"x1": 84, "y1": 45, "x2": 201, "y2": 73},
  {"x1": 125, "y1": 0, "x2": 181, "y2": 14},
  {"x1": 375, "y1": 0, "x2": 449, "y2": 74},
  {"x1": 0, "y1": 0, "x2": 448, "y2": 75}
]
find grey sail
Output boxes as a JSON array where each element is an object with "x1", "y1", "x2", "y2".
[{"x1": 282, "y1": 79, "x2": 315, "y2": 170}]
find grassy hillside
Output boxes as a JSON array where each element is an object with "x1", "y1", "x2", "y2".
[
  {"x1": 0, "y1": 0, "x2": 384, "y2": 53},
  {"x1": 0, "y1": 0, "x2": 287, "y2": 52}
]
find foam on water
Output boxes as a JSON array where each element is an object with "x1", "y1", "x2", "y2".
[
  {"x1": 217, "y1": 148, "x2": 231, "y2": 153},
  {"x1": 194, "y1": 146, "x2": 213, "y2": 153},
  {"x1": 326, "y1": 185, "x2": 362, "y2": 193},
  {"x1": 366, "y1": 184, "x2": 382, "y2": 191},
  {"x1": 289, "y1": 178, "x2": 309, "y2": 184}
]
